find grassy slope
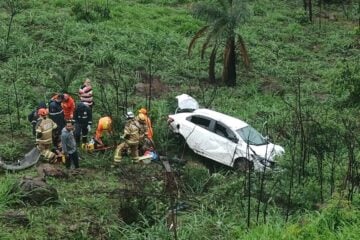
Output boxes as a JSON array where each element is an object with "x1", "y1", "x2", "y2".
[{"x1": 0, "y1": 0, "x2": 359, "y2": 239}]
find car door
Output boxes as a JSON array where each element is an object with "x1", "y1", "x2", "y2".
[
  {"x1": 206, "y1": 121, "x2": 239, "y2": 166},
  {"x1": 185, "y1": 115, "x2": 214, "y2": 158}
]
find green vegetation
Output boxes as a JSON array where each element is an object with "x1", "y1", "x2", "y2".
[{"x1": 0, "y1": 0, "x2": 359, "y2": 239}]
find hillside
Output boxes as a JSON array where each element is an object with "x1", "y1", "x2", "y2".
[{"x1": 0, "y1": 0, "x2": 359, "y2": 239}]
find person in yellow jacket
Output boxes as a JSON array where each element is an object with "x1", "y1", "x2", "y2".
[
  {"x1": 114, "y1": 112, "x2": 143, "y2": 163},
  {"x1": 138, "y1": 108, "x2": 153, "y2": 140},
  {"x1": 35, "y1": 108, "x2": 59, "y2": 162},
  {"x1": 94, "y1": 116, "x2": 113, "y2": 147},
  {"x1": 136, "y1": 112, "x2": 152, "y2": 155}
]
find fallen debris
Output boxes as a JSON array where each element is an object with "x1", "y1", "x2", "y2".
[{"x1": 0, "y1": 147, "x2": 41, "y2": 171}]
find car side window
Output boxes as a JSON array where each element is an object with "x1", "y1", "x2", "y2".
[
  {"x1": 214, "y1": 123, "x2": 228, "y2": 138},
  {"x1": 215, "y1": 122, "x2": 238, "y2": 142},
  {"x1": 188, "y1": 115, "x2": 211, "y2": 129}
]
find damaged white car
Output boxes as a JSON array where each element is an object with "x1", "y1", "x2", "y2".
[{"x1": 168, "y1": 94, "x2": 285, "y2": 171}]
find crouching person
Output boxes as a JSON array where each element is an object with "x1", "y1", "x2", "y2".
[
  {"x1": 36, "y1": 108, "x2": 58, "y2": 162},
  {"x1": 114, "y1": 112, "x2": 140, "y2": 163},
  {"x1": 61, "y1": 121, "x2": 79, "y2": 169}
]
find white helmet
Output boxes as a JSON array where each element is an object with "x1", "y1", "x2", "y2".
[{"x1": 126, "y1": 111, "x2": 135, "y2": 119}]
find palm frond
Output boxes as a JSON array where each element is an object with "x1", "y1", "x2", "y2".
[
  {"x1": 192, "y1": 3, "x2": 224, "y2": 22},
  {"x1": 210, "y1": 18, "x2": 228, "y2": 40},
  {"x1": 66, "y1": 64, "x2": 82, "y2": 83},
  {"x1": 52, "y1": 67, "x2": 66, "y2": 85},
  {"x1": 201, "y1": 33, "x2": 214, "y2": 59},
  {"x1": 217, "y1": 0, "x2": 230, "y2": 13},
  {"x1": 236, "y1": 34, "x2": 250, "y2": 69},
  {"x1": 188, "y1": 25, "x2": 209, "y2": 56}
]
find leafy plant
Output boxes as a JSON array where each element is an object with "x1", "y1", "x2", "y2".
[{"x1": 189, "y1": 0, "x2": 251, "y2": 86}]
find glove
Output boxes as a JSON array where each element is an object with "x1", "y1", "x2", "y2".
[{"x1": 87, "y1": 125, "x2": 91, "y2": 132}]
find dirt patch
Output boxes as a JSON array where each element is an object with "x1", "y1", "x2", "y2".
[
  {"x1": 134, "y1": 68, "x2": 169, "y2": 97},
  {"x1": 259, "y1": 77, "x2": 285, "y2": 96}
]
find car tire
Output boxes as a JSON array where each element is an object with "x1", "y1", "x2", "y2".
[{"x1": 234, "y1": 158, "x2": 254, "y2": 171}]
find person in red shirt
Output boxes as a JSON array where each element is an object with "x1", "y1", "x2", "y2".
[{"x1": 61, "y1": 93, "x2": 75, "y2": 120}]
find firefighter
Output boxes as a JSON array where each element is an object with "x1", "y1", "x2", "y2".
[
  {"x1": 79, "y1": 78, "x2": 94, "y2": 108},
  {"x1": 73, "y1": 102, "x2": 92, "y2": 145},
  {"x1": 48, "y1": 94, "x2": 65, "y2": 147},
  {"x1": 94, "y1": 116, "x2": 113, "y2": 147},
  {"x1": 27, "y1": 101, "x2": 47, "y2": 136},
  {"x1": 61, "y1": 93, "x2": 75, "y2": 120},
  {"x1": 135, "y1": 112, "x2": 150, "y2": 155},
  {"x1": 138, "y1": 108, "x2": 153, "y2": 140},
  {"x1": 35, "y1": 108, "x2": 59, "y2": 162},
  {"x1": 113, "y1": 112, "x2": 141, "y2": 163}
]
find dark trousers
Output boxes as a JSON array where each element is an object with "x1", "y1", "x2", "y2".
[
  {"x1": 65, "y1": 151, "x2": 79, "y2": 169},
  {"x1": 52, "y1": 129, "x2": 62, "y2": 149},
  {"x1": 74, "y1": 123, "x2": 89, "y2": 144}
]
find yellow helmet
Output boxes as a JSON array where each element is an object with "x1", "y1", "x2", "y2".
[
  {"x1": 86, "y1": 143, "x2": 95, "y2": 152},
  {"x1": 137, "y1": 113, "x2": 146, "y2": 121},
  {"x1": 139, "y1": 108, "x2": 147, "y2": 115}
]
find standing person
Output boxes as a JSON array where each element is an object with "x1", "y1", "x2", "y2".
[
  {"x1": 79, "y1": 78, "x2": 94, "y2": 108},
  {"x1": 135, "y1": 112, "x2": 151, "y2": 155},
  {"x1": 114, "y1": 112, "x2": 141, "y2": 163},
  {"x1": 48, "y1": 94, "x2": 65, "y2": 148},
  {"x1": 94, "y1": 116, "x2": 113, "y2": 147},
  {"x1": 61, "y1": 93, "x2": 75, "y2": 120},
  {"x1": 35, "y1": 108, "x2": 58, "y2": 162},
  {"x1": 138, "y1": 108, "x2": 153, "y2": 140},
  {"x1": 73, "y1": 102, "x2": 92, "y2": 145},
  {"x1": 61, "y1": 121, "x2": 79, "y2": 169},
  {"x1": 27, "y1": 101, "x2": 47, "y2": 136}
]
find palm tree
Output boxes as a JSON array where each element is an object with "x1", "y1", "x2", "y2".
[
  {"x1": 51, "y1": 64, "x2": 82, "y2": 93},
  {"x1": 188, "y1": 0, "x2": 250, "y2": 86}
]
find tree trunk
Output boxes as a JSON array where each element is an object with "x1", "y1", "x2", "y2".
[
  {"x1": 303, "y1": 0, "x2": 308, "y2": 11},
  {"x1": 309, "y1": 0, "x2": 313, "y2": 22},
  {"x1": 222, "y1": 38, "x2": 237, "y2": 87},
  {"x1": 6, "y1": 13, "x2": 15, "y2": 48},
  {"x1": 208, "y1": 46, "x2": 217, "y2": 83}
]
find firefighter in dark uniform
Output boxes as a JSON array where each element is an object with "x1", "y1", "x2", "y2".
[
  {"x1": 27, "y1": 101, "x2": 47, "y2": 136},
  {"x1": 73, "y1": 102, "x2": 92, "y2": 145},
  {"x1": 48, "y1": 94, "x2": 65, "y2": 147}
]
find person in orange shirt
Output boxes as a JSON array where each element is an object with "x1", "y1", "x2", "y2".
[
  {"x1": 94, "y1": 116, "x2": 113, "y2": 146},
  {"x1": 138, "y1": 108, "x2": 153, "y2": 140},
  {"x1": 61, "y1": 93, "x2": 75, "y2": 120}
]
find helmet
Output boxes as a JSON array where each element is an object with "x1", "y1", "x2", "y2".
[
  {"x1": 126, "y1": 111, "x2": 135, "y2": 119},
  {"x1": 37, "y1": 108, "x2": 48, "y2": 116},
  {"x1": 139, "y1": 108, "x2": 147, "y2": 115},
  {"x1": 137, "y1": 113, "x2": 146, "y2": 121}
]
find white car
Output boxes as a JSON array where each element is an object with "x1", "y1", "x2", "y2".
[{"x1": 168, "y1": 94, "x2": 285, "y2": 171}]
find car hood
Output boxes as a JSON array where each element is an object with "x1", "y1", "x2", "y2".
[{"x1": 250, "y1": 143, "x2": 285, "y2": 161}]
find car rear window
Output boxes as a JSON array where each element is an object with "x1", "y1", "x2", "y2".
[{"x1": 188, "y1": 116, "x2": 211, "y2": 129}]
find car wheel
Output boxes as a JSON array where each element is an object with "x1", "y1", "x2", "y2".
[{"x1": 234, "y1": 158, "x2": 254, "y2": 171}]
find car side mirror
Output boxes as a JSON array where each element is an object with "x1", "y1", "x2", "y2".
[{"x1": 230, "y1": 137, "x2": 238, "y2": 143}]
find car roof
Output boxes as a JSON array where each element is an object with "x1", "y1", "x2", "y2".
[{"x1": 192, "y1": 108, "x2": 248, "y2": 130}]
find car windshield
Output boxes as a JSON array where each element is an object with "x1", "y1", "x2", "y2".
[{"x1": 236, "y1": 125, "x2": 267, "y2": 146}]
